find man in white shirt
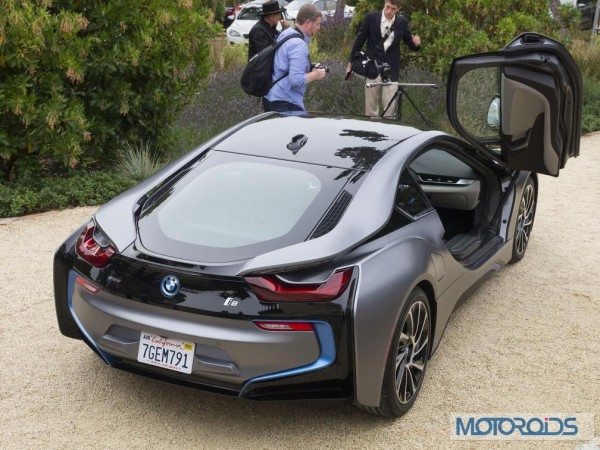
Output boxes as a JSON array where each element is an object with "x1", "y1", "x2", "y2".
[{"x1": 347, "y1": 0, "x2": 421, "y2": 117}]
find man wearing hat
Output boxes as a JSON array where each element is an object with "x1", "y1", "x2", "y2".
[{"x1": 248, "y1": 0, "x2": 286, "y2": 60}]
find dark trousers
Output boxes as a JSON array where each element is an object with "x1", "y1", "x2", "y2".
[{"x1": 262, "y1": 98, "x2": 304, "y2": 112}]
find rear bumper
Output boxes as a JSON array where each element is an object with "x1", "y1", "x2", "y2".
[{"x1": 65, "y1": 269, "x2": 352, "y2": 399}]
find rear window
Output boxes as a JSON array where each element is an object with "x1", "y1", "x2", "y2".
[
  {"x1": 137, "y1": 151, "x2": 355, "y2": 263},
  {"x1": 159, "y1": 161, "x2": 321, "y2": 247}
]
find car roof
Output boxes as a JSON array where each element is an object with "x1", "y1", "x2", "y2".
[
  {"x1": 212, "y1": 112, "x2": 421, "y2": 171},
  {"x1": 242, "y1": 0, "x2": 286, "y2": 6},
  {"x1": 286, "y1": 0, "x2": 314, "y2": 7}
]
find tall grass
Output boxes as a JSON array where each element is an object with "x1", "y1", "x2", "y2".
[
  {"x1": 582, "y1": 77, "x2": 600, "y2": 134},
  {"x1": 222, "y1": 43, "x2": 248, "y2": 70},
  {"x1": 571, "y1": 40, "x2": 600, "y2": 134},
  {"x1": 170, "y1": 25, "x2": 600, "y2": 164},
  {"x1": 304, "y1": 62, "x2": 448, "y2": 131},
  {"x1": 572, "y1": 39, "x2": 600, "y2": 80},
  {"x1": 209, "y1": 36, "x2": 227, "y2": 70},
  {"x1": 313, "y1": 16, "x2": 354, "y2": 61},
  {"x1": 174, "y1": 60, "x2": 447, "y2": 145},
  {"x1": 116, "y1": 141, "x2": 163, "y2": 181},
  {"x1": 179, "y1": 66, "x2": 262, "y2": 131},
  {"x1": 209, "y1": 37, "x2": 247, "y2": 71},
  {"x1": 158, "y1": 125, "x2": 219, "y2": 162}
]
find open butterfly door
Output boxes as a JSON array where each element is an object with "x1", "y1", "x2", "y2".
[{"x1": 447, "y1": 33, "x2": 582, "y2": 177}]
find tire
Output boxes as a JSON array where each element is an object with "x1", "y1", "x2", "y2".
[
  {"x1": 358, "y1": 287, "x2": 432, "y2": 417},
  {"x1": 510, "y1": 177, "x2": 537, "y2": 263}
]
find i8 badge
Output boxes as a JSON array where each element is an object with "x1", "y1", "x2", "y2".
[{"x1": 160, "y1": 275, "x2": 180, "y2": 298}]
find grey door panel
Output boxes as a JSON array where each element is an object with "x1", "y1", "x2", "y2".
[{"x1": 421, "y1": 180, "x2": 481, "y2": 210}]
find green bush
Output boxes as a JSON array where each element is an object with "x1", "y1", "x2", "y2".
[
  {"x1": 0, "y1": 2, "x2": 90, "y2": 179},
  {"x1": 0, "y1": 172, "x2": 136, "y2": 218},
  {"x1": 0, "y1": 0, "x2": 213, "y2": 180},
  {"x1": 411, "y1": 1, "x2": 562, "y2": 75},
  {"x1": 557, "y1": 3, "x2": 582, "y2": 32}
]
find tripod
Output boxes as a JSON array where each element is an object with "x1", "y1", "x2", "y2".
[{"x1": 365, "y1": 81, "x2": 438, "y2": 127}]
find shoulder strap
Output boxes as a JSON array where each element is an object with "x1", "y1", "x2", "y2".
[
  {"x1": 382, "y1": 18, "x2": 395, "y2": 41},
  {"x1": 383, "y1": 27, "x2": 392, "y2": 41},
  {"x1": 381, "y1": 13, "x2": 398, "y2": 41},
  {"x1": 271, "y1": 31, "x2": 305, "y2": 87},
  {"x1": 274, "y1": 31, "x2": 304, "y2": 50}
]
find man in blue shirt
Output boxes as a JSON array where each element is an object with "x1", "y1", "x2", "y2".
[{"x1": 264, "y1": 4, "x2": 327, "y2": 112}]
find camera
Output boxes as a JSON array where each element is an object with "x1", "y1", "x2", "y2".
[
  {"x1": 374, "y1": 61, "x2": 392, "y2": 82},
  {"x1": 311, "y1": 63, "x2": 330, "y2": 73}
]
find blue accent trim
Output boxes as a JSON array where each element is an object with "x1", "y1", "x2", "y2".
[
  {"x1": 67, "y1": 270, "x2": 114, "y2": 364},
  {"x1": 238, "y1": 321, "x2": 336, "y2": 397}
]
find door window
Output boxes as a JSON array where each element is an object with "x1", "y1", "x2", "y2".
[
  {"x1": 455, "y1": 66, "x2": 501, "y2": 142},
  {"x1": 238, "y1": 6, "x2": 261, "y2": 20}
]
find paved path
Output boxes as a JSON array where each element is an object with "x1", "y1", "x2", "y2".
[{"x1": 1, "y1": 134, "x2": 599, "y2": 449}]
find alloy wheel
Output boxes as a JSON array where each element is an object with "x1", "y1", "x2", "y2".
[
  {"x1": 395, "y1": 300, "x2": 430, "y2": 404},
  {"x1": 515, "y1": 183, "x2": 536, "y2": 256}
]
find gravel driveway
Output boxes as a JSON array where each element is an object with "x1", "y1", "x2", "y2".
[{"x1": 1, "y1": 134, "x2": 599, "y2": 449}]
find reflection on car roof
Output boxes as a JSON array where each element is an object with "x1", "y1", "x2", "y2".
[{"x1": 213, "y1": 112, "x2": 421, "y2": 170}]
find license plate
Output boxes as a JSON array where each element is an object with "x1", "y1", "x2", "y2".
[{"x1": 137, "y1": 331, "x2": 195, "y2": 374}]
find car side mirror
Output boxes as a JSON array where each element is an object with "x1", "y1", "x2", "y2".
[{"x1": 487, "y1": 96, "x2": 500, "y2": 128}]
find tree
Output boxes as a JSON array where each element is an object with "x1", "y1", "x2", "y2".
[
  {"x1": 0, "y1": 0, "x2": 213, "y2": 180},
  {"x1": 350, "y1": 0, "x2": 561, "y2": 75}
]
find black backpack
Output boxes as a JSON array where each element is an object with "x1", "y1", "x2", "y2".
[{"x1": 241, "y1": 31, "x2": 304, "y2": 97}]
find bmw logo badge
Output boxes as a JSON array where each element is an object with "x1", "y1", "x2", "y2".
[{"x1": 160, "y1": 275, "x2": 180, "y2": 298}]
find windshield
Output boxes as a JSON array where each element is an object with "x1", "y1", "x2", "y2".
[{"x1": 238, "y1": 5, "x2": 261, "y2": 20}]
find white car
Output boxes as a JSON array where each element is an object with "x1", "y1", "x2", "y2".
[
  {"x1": 227, "y1": 0, "x2": 289, "y2": 45},
  {"x1": 285, "y1": 0, "x2": 354, "y2": 21}
]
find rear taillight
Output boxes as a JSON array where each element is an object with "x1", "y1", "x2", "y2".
[
  {"x1": 75, "y1": 275, "x2": 99, "y2": 294},
  {"x1": 254, "y1": 321, "x2": 314, "y2": 332},
  {"x1": 75, "y1": 221, "x2": 116, "y2": 268},
  {"x1": 245, "y1": 267, "x2": 353, "y2": 302}
]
